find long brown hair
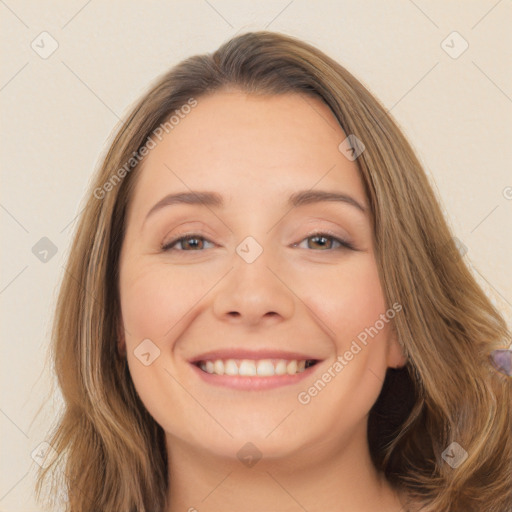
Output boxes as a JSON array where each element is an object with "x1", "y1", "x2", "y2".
[{"x1": 35, "y1": 30, "x2": 512, "y2": 512}]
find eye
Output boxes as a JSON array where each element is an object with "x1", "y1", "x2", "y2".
[
  {"x1": 161, "y1": 234, "x2": 215, "y2": 252},
  {"x1": 161, "y1": 231, "x2": 356, "y2": 253},
  {"x1": 294, "y1": 231, "x2": 356, "y2": 251}
]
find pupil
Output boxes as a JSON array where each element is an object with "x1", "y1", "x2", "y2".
[
  {"x1": 311, "y1": 236, "x2": 329, "y2": 250},
  {"x1": 185, "y1": 237, "x2": 201, "y2": 249}
]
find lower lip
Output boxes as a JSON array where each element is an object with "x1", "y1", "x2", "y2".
[{"x1": 189, "y1": 362, "x2": 321, "y2": 391}]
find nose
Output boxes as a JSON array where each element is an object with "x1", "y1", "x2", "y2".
[{"x1": 212, "y1": 250, "x2": 295, "y2": 327}]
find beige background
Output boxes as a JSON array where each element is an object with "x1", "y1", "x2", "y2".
[{"x1": 1, "y1": 1, "x2": 511, "y2": 510}]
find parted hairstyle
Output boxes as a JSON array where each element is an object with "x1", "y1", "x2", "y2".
[{"x1": 35, "y1": 30, "x2": 512, "y2": 512}]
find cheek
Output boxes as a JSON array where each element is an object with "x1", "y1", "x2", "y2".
[
  {"x1": 296, "y1": 260, "x2": 392, "y2": 434},
  {"x1": 119, "y1": 261, "x2": 207, "y2": 428},
  {"x1": 119, "y1": 260, "x2": 211, "y2": 343},
  {"x1": 300, "y1": 254, "x2": 387, "y2": 341}
]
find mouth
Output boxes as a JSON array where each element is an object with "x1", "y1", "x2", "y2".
[
  {"x1": 188, "y1": 350, "x2": 323, "y2": 391},
  {"x1": 193, "y1": 358, "x2": 320, "y2": 377}
]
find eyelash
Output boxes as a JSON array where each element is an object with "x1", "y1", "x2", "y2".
[{"x1": 161, "y1": 230, "x2": 356, "y2": 253}]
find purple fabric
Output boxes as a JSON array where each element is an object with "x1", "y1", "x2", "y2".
[{"x1": 490, "y1": 349, "x2": 512, "y2": 377}]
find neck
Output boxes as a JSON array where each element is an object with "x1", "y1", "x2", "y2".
[{"x1": 164, "y1": 424, "x2": 405, "y2": 512}]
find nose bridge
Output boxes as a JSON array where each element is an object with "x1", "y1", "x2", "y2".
[{"x1": 212, "y1": 235, "x2": 295, "y2": 324}]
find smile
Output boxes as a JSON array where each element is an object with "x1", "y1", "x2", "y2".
[{"x1": 195, "y1": 358, "x2": 319, "y2": 377}]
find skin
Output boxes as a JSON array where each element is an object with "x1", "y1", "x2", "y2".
[{"x1": 118, "y1": 90, "x2": 408, "y2": 512}]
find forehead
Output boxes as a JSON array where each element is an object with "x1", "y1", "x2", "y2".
[{"x1": 127, "y1": 91, "x2": 366, "y2": 219}]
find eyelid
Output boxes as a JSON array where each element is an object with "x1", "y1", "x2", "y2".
[
  {"x1": 161, "y1": 232, "x2": 215, "y2": 251},
  {"x1": 161, "y1": 229, "x2": 357, "y2": 252},
  {"x1": 295, "y1": 229, "x2": 356, "y2": 251}
]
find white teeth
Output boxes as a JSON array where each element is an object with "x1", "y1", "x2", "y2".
[
  {"x1": 197, "y1": 358, "x2": 315, "y2": 377},
  {"x1": 239, "y1": 360, "x2": 257, "y2": 376},
  {"x1": 275, "y1": 360, "x2": 287, "y2": 375},
  {"x1": 286, "y1": 360, "x2": 298, "y2": 375},
  {"x1": 256, "y1": 360, "x2": 275, "y2": 376},
  {"x1": 214, "y1": 360, "x2": 224, "y2": 375},
  {"x1": 224, "y1": 359, "x2": 238, "y2": 376}
]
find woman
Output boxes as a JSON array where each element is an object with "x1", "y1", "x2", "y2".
[{"x1": 35, "y1": 31, "x2": 512, "y2": 512}]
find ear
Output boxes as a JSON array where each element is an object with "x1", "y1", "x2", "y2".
[
  {"x1": 387, "y1": 332, "x2": 407, "y2": 369},
  {"x1": 116, "y1": 314, "x2": 127, "y2": 358}
]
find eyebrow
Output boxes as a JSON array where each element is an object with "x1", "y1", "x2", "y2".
[{"x1": 143, "y1": 189, "x2": 368, "y2": 225}]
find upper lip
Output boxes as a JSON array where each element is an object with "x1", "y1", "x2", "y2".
[{"x1": 188, "y1": 349, "x2": 323, "y2": 364}]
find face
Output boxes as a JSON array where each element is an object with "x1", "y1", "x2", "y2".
[{"x1": 118, "y1": 90, "x2": 405, "y2": 463}]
